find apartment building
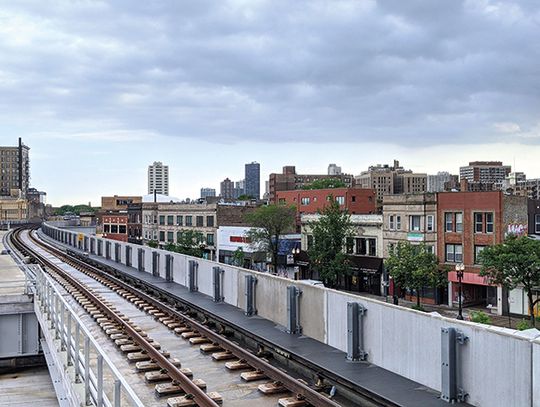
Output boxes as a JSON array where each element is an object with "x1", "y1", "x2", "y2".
[
  {"x1": 0, "y1": 138, "x2": 30, "y2": 197},
  {"x1": 245, "y1": 162, "x2": 260, "y2": 200},
  {"x1": 97, "y1": 196, "x2": 142, "y2": 242},
  {"x1": 269, "y1": 166, "x2": 354, "y2": 203},
  {"x1": 148, "y1": 161, "x2": 169, "y2": 195},
  {"x1": 459, "y1": 161, "x2": 511, "y2": 191}
]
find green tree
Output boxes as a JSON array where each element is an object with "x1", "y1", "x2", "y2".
[
  {"x1": 307, "y1": 199, "x2": 354, "y2": 287},
  {"x1": 479, "y1": 236, "x2": 540, "y2": 327},
  {"x1": 54, "y1": 204, "x2": 98, "y2": 216},
  {"x1": 302, "y1": 178, "x2": 346, "y2": 190},
  {"x1": 385, "y1": 242, "x2": 445, "y2": 308},
  {"x1": 245, "y1": 204, "x2": 296, "y2": 272},
  {"x1": 232, "y1": 247, "x2": 246, "y2": 267},
  {"x1": 147, "y1": 240, "x2": 159, "y2": 248},
  {"x1": 174, "y1": 230, "x2": 206, "y2": 258},
  {"x1": 237, "y1": 194, "x2": 255, "y2": 201}
]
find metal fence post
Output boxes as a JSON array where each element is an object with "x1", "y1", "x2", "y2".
[
  {"x1": 212, "y1": 266, "x2": 224, "y2": 302},
  {"x1": 75, "y1": 323, "x2": 81, "y2": 382},
  {"x1": 114, "y1": 379, "x2": 121, "y2": 407},
  {"x1": 97, "y1": 355, "x2": 104, "y2": 407},
  {"x1": 84, "y1": 337, "x2": 91, "y2": 406},
  {"x1": 244, "y1": 275, "x2": 257, "y2": 316},
  {"x1": 188, "y1": 260, "x2": 198, "y2": 292},
  {"x1": 67, "y1": 313, "x2": 72, "y2": 366}
]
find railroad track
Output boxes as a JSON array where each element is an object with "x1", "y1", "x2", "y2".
[{"x1": 11, "y1": 227, "x2": 343, "y2": 407}]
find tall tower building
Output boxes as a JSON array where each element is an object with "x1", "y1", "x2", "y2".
[
  {"x1": 147, "y1": 161, "x2": 169, "y2": 196},
  {"x1": 245, "y1": 162, "x2": 260, "y2": 200},
  {"x1": 0, "y1": 138, "x2": 30, "y2": 197},
  {"x1": 220, "y1": 178, "x2": 234, "y2": 199}
]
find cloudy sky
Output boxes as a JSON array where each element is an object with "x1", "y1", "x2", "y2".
[{"x1": 1, "y1": 0, "x2": 539, "y2": 206}]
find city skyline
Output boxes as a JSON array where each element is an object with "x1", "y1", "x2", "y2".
[{"x1": 1, "y1": 1, "x2": 539, "y2": 205}]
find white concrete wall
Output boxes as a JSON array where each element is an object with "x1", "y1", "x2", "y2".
[{"x1": 42, "y1": 223, "x2": 540, "y2": 407}]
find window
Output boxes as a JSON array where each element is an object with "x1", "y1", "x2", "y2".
[
  {"x1": 159, "y1": 231, "x2": 165, "y2": 242},
  {"x1": 485, "y1": 213, "x2": 494, "y2": 233},
  {"x1": 368, "y1": 238, "x2": 376, "y2": 256},
  {"x1": 177, "y1": 231, "x2": 183, "y2": 242},
  {"x1": 409, "y1": 215, "x2": 421, "y2": 231},
  {"x1": 445, "y1": 244, "x2": 463, "y2": 263},
  {"x1": 389, "y1": 215, "x2": 395, "y2": 230},
  {"x1": 167, "y1": 215, "x2": 174, "y2": 225},
  {"x1": 206, "y1": 234, "x2": 214, "y2": 245},
  {"x1": 355, "y1": 238, "x2": 366, "y2": 255},
  {"x1": 474, "y1": 246, "x2": 486, "y2": 264},
  {"x1": 176, "y1": 215, "x2": 183, "y2": 226},
  {"x1": 159, "y1": 215, "x2": 165, "y2": 225},
  {"x1": 196, "y1": 216, "x2": 204, "y2": 227},
  {"x1": 351, "y1": 195, "x2": 356, "y2": 202},
  {"x1": 207, "y1": 216, "x2": 214, "y2": 227},
  {"x1": 445, "y1": 213, "x2": 453, "y2": 232},
  {"x1": 426, "y1": 215, "x2": 434, "y2": 232},
  {"x1": 336, "y1": 196, "x2": 345, "y2": 205},
  {"x1": 425, "y1": 245, "x2": 434, "y2": 254},
  {"x1": 185, "y1": 216, "x2": 193, "y2": 226},
  {"x1": 278, "y1": 198, "x2": 286, "y2": 204},
  {"x1": 167, "y1": 231, "x2": 174, "y2": 242},
  {"x1": 307, "y1": 235, "x2": 314, "y2": 250},
  {"x1": 536, "y1": 214, "x2": 540, "y2": 233},
  {"x1": 301, "y1": 197, "x2": 310, "y2": 205},
  {"x1": 111, "y1": 225, "x2": 118, "y2": 233},
  {"x1": 119, "y1": 225, "x2": 126, "y2": 234},
  {"x1": 104, "y1": 224, "x2": 110, "y2": 233},
  {"x1": 346, "y1": 237, "x2": 354, "y2": 254},
  {"x1": 396, "y1": 215, "x2": 401, "y2": 230},
  {"x1": 474, "y1": 213, "x2": 483, "y2": 233},
  {"x1": 455, "y1": 213, "x2": 463, "y2": 232}
]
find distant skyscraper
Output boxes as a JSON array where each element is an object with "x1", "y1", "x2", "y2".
[
  {"x1": 200, "y1": 188, "x2": 216, "y2": 199},
  {"x1": 234, "y1": 179, "x2": 245, "y2": 199},
  {"x1": 0, "y1": 138, "x2": 30, "y2": 197},
  {"x1": 148, "y1": 161, "x2": 169, "y2": 196},
  {"x1": 245, "y1": 162, "x2": 260, "y2": 199},
  {"x1": 427, "y1": 172, "x2": 458, "y2": 192},
  {"x1": 328, "y1": 163, "x2": 342, "y2": 176},
  {"x1": 220, "y1": 178, "x2": 234, "y2": 199}
]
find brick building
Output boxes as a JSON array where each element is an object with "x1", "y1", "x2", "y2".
[
  {"x1": 101, "y1": 213, "x2": 128, "y2": 242},
  {"x1": 97, "y1": 196, "x2": 142, "y2": 242},
  {"x1": 437, "y1": 191, "x2": 528, "y2": 315},
  {"x1": 269, "y1": 166, "x2": 355, "y2": 203},
  {"x1": 276, "y1": 187, "x2": 376, "y2": 229}
]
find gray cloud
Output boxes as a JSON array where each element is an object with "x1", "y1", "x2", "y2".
[{"x1": 0, "y1": 0, "x2": 539, "y2": 145}]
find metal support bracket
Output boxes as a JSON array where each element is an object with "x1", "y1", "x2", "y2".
[
  {"x1": 347, "y1": 302, "x2": 368, "y2": 361},
  {"x1": 212, "y1": 267, "x2": 225, "y2": 302},
  {"x1": 441, "y1": 327, "x2": 469, "y2": 403},
  {"x1": 188, "y1": 260, "x2": 198, "y2": 292},
  {"x1": 286, "y1": 285, "x2": 303, "y2": 334},
  {"x1": 244, "y1": 275, "x2": 257, "y2": 316}
]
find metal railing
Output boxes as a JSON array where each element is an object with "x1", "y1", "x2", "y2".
[{"x1": 34, "y1": 266, "x2": 144, "y2": 407}]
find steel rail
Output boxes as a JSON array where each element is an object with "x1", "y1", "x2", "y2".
[
  {"x1": 14, "y1": 228, "x2": 220, "y2": 407},
  {"x1": 30, "y1": 229, "x2": 343, "y2": 407}
]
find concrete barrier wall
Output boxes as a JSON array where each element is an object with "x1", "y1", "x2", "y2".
[{"x1": 41, "y1": 223, "x2": 540, "y2": 406}]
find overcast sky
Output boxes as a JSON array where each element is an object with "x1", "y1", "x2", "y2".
[{"x1": 1, "y1": 0, "x2": 539, "y2": 206}]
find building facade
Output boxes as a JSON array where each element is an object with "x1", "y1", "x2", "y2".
[
  {"x1": 200, "y1": 188, "x2": 216, "y2": 199},
  {"x1": 142, "y1": 202, "x2": 257, "y2": 260},
  {"x1": 277, "y1": 187, "x2": 376, "y2": 229},
  {"x1": 220, "y1": 178, "x2": 234, "y2": 199},
  {"x1": 269, "y1": 166, "x2": 355, "y2": 203},
  {"x1": 328, "y1": 163, "x2": 342, "y2": 175},
  {"x1": 437, "y1": 191, "x2": 528, "y2": 315},
  {"x1": 148, "y1": 161, "x2": 169, "y2": 195},
  {"x1": 427, "y1": 172, "x2": 459, "y2": 192},
  {"x1": 245, "y1": 162, "x2": 260, "y2": 200},
  {"x1": 301, "y1": 213, "x2": 384, "y2": 294},
  {"x1": 0, "y1": 138, "x2": 30, "y2": 197},
  {"x1": 97, "y1": 196, "x2": 142, "y2": 242},
  {"x1": 355, "y1": 160, "x2": 426, "y2": 201},
  {"x1": 0, "y1": 196, "x2": 28, "y2": 222},
  {"x1": 459, "y1": 161, "x2": 511, "y2": 191}
]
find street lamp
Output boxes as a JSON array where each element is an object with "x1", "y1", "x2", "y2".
[{"x1": 455, "y1": 263, "x2": 465, "y2": 320}]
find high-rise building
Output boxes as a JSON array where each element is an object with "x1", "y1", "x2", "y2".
[
  {"x1": 234, "y1": 180, "x2": 245, "y2": 199},
  {"x1": 459, "y1": 161, "x2": 511, "y2": 191},
  {"x1": 427, "y1": 172, "x2": 459, "y2": 192},
  {"x1": 200, "y1": 188, "x2": 216, "y2": 199},
  {"x1": 0, "y1": 138, "x2": 30, "y2": 197},
  {"x1": 148, "y1": 161, "x2": 169, "y2": 196},
  {"x1": 220, "y1": 178, "x2": 234, "y2": 199},
  {"x1": 328, "y1": 163, "x2": 342, "y2": 175},
  {"x1": 245, "y1": 162, "x2": 260, "y2": 199}
]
